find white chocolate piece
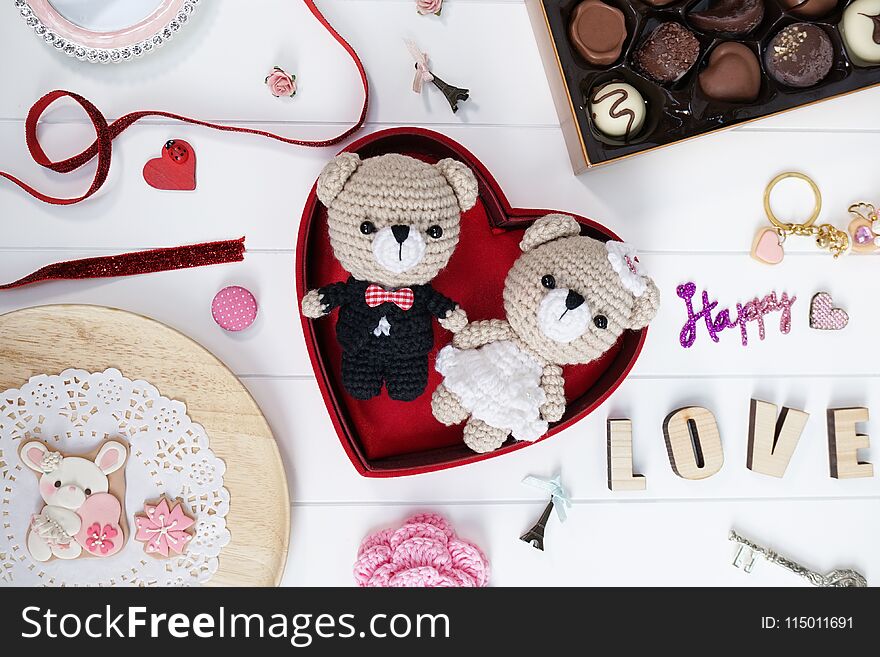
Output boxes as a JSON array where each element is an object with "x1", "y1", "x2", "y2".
[
  {"x1": 589, "y1": 82, "x2": 647, "y2": 139},
  {"x1": 842, "y1": 0, "x2": 880, "y2": 65}
]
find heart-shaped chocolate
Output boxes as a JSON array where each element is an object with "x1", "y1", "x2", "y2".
[
  {"x1": 143, "y1": 139, "x2": 196, "y2": 191},
  {"x1": 296, "y1": 128, "x2": 648, "y2": 477},
  {"x1": 751, "y1": 228, "x2": 784, "y2": 265},
  {"x1": 698, "y1": 42, "x2": 762, "y2": 103},
  {"x1": 809, "y1": 292, "x2": 849, "y2": 330}
]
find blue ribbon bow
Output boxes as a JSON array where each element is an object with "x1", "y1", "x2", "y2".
[{"x1": 522, "y1": 474, "x2": 571, "y2": 523}]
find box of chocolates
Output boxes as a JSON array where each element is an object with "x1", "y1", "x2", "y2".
[{"x1": 525, "y1": 0, "x2": 880, "y2": 171}]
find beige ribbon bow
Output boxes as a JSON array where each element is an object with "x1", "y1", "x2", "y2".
[{"x1": 405, "y1": 39, "x2": 434, "y2": 94}]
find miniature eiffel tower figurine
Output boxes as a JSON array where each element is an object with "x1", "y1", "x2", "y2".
[
  {"x1": 429, "y1": 71, "x2": 469, "y2": 113},
  {"x1": 520, "y1": 500, "x2": 554, "y2": 551},
  {"x1": 414, "y1": 64, "x2": 469, "y2": 113}
]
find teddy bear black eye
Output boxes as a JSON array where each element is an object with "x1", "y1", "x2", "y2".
[
  {"x1": 541, "y1": 275, "x2": 556, "y2": 289},
  {"x1": 427, "y1": 225, "x2": 443, "y2": 239},
  {"x1": 594, "y1": 315, "x2": 608, "y2": 329},
  {"x1": 54, "y1": 480, "x2": 61, "y2": 488},
  {"x1": 84, "y1": 488, "x2": 92, "y2": 496},
  {"x1": 360, "y1": 221, "x2": 376, "y2": 235}
]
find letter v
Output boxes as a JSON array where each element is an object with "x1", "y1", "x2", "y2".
[{"x1": 747, "y1": 399, "x2": 809, "y2": 478}]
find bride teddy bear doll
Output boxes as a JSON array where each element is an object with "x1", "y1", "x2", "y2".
[{"x1": 431, "y1": 214, "x2": 660, "y2": 453}]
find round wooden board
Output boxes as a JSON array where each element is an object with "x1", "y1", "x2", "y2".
[{"x1": 0, "y1": 305, "x2": 289, "y2": 587}]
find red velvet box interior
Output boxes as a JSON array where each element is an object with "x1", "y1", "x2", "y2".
[{"x1": 296, "y1": 128, "x2": 647, "y2": 477}]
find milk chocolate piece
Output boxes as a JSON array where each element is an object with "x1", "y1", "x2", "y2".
[
  {"x1": 689, "y1": 0, "x2": 765, "y2": 35},
  {"x1": 699, "y1": 42, "x2": 762, "y2": 102},
  {"x1": 778, "y1": 0, "x2": 838, "y2": 18},
  {"x1": 634, "y1": 23, "x2": 701, "y2": 83},
  {"x1": 765, "y1": 23, "x2": 833, "y2": 87},
  {"x1": 568, "y1": 0, "x2": 628, "y2": 66}
]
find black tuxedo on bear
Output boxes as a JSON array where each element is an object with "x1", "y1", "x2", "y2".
[{"x1": 317, "y1": 276, "x2": 457, "y2": 401}]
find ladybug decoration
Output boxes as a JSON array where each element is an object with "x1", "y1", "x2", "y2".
[{"x1": 143, "y1": 139, "x2": 197, "y2": 191}]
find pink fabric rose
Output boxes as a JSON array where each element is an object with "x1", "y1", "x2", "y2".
[
  {"x1": 417, "y1": 0, "x2": 442, "y2": 15},
  {"x1": 265, "y1": 67, "x2": 297, "y2": 98},
  {"x1": 354, "y1": 513, "x2": 489, "y2": 587}
]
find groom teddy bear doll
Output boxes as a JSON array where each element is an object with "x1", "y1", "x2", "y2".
[{"x1": 301, "y1": 152, "x2": 478, "y2": 401}]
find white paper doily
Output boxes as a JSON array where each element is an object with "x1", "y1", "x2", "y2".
[{"x1": 0, "y1": 368, "x2": 230, "y2": 586}]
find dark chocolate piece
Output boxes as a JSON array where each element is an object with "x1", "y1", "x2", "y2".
[
  {"x1": 568, "y1": 0, "x2": 628, "y2": 66},
  {"x1": 699, "y1": 42, "x2": 762, "y2": 102},
  {"x1": 642, "y1": 0, "x2": 680, "y2": 6},
  {"x1": 778, "y1": 0, "x2": 838, "y2": 18},
  {"x1": 633, "y1": 22, "x2": 701, "y2": 83},
  {"x1": 764, "y1": 23, "x2": 833, "y2": 88},
  {"x1": 689, "y1": 0, "x2": 765, "y2": 34}
]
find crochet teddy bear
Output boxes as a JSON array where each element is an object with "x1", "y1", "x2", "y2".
[
  {"x1": 301, "y1": 153, "x2": 478, "y2": 401},
  {"x1": 431, "y1": 214, "x2": 660, "y2": 453}
]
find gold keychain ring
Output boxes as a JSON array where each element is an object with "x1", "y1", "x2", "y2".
[{"x1": 763, "y1": 172, "x2": 822, "y2": 229}]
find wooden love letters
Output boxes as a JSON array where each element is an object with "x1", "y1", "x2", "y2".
[
  {"x1": 606, "y1": 420, "x2": 646, "y2": 491},
  {"x1": 605, "y1": 400, "x2": 874, "y2": 489}
]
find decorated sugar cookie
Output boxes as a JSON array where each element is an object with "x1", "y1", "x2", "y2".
[
  {"x1": 134, "y1": 497, "x2": 196, "y2": 558},
  {"x1": 20, "y1": 439, "x2": 129, "y2": 562}
]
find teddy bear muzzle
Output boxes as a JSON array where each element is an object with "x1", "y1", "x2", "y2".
[
  {"x1": 371, "y1": 224, "x2": 427, "y2": 273},
  {"x1": 537, "y1": 287, "x2": 593, "y2": 343}
]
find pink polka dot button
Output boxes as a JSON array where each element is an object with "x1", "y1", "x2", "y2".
[{"x1": 212, "y1": 285, "x2": 258, "y2": 332}]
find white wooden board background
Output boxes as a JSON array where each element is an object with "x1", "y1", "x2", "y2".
[{"x1": 0, "y1": 0, "x2": 877, "y2": 586}]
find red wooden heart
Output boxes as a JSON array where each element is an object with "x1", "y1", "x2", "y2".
[
  {"x1": 143, "y1": 139, "x2": 196, "y2": 191},
  {"x1": 296, "y1": 128, "x2": 647, "y2": 477}
]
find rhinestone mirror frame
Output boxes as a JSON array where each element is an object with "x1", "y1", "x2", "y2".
[{"x1": 14, "y1": 0, "x2": 200, "y2": 63}]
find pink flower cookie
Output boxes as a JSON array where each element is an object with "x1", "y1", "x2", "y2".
[
  {"x1": 354, "y1": 513, "x2": 489, "y2": 587},
  {"x1": 134, "y1": 497, "x2": 195, "y2": 558}
]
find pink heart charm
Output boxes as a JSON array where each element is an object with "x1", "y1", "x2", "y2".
[
  {"x1": 751, "y1": 228, "x2": 784, "y2": 265},
  {"x1": 809, "y1": 292, "x2": 848, "y2": 330}
]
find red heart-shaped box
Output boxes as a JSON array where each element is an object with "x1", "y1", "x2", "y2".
[{"x1": 296, "y1": 128, "x2": 647, "y2": 477}]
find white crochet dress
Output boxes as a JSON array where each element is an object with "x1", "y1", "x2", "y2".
[{"x1": 435, "y1": 340, "x2": 548, "y2": 442}]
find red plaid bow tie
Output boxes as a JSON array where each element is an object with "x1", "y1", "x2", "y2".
[{"x1": 365, "y1": 284, "x2": 415, "y2": 311}]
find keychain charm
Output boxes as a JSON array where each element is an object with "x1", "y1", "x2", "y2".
[
  {"x1": 751, "y1": 172, "x2": 849, "y2": 265},
  {"x1": 847, "y1": 202, "x2": 880, "y2": 254}
]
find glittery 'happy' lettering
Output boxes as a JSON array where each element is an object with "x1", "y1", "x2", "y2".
[{"x1": 677, "y1": 282, "x2": 795, "y2": 348}]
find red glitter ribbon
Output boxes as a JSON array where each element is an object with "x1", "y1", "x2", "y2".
[
  {"x1": 0, "y1": 237, "x2": 246, "y2": 290},
  {"x1": 0, "y1": 0, "x2": 369, "y2": 206}
]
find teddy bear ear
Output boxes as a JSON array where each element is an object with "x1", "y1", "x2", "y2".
[
  {"x1": 520, "y1": 214, "x2": 582, "y2": 252},
  {"x1": 316, "y1": 152, "x2": 361, "y2": 206},
  {"x1": 627, "y1": 278, "x2": 661, "y2": 330},
  {"x1": 434, "y1": 158, "x2": 478, "y2": 212}
]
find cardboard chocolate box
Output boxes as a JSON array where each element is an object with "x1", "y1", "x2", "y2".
[{"x1": 526, "y1": 0, "x2": 880, "y2": 171}]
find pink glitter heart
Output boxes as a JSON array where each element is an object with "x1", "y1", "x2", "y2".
[{"x1": 809, "y1": 292, "x2": 848, "y2": 331}]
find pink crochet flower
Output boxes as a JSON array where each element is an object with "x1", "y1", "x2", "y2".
[{"x1": 354, "y1": 513, "x2": 489, "y2": 587}]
